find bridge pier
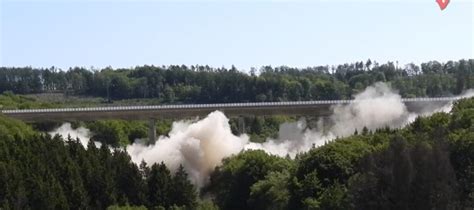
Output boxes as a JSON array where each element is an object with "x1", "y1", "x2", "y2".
[
  {"x1": 148, "y1": 119, "x2": 157, "y2": 144},
  {"x1": 238, "y1": 117, "x2": 246, "y2": 134}
]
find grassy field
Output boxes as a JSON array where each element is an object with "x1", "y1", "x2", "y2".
[{"x1": 24, "y1": 93, "x2": 173, "y2": 108}]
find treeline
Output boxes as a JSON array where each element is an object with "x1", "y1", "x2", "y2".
[
  {"x1": 1, "y1": 59, "x2": 473, "y2": 103},
  {"x1": 0, "y1": 116, "x2": 203, "y2": 209},
  {"x1": 1, "y1": 97, "x2": 474, "y2": 209}
]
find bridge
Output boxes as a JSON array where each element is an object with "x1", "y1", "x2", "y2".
[{"x1": 0, "y1": 97, "x2": 460, "y2": 143}]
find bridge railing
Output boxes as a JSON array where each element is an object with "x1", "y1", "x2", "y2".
[{"x1": 1, "y1": 97, "x2": 461, "y2": 114}]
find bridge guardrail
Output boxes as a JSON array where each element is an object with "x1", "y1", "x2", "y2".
[{"x1": 0, "y1": 97, "x2": 461, "y2": 114}]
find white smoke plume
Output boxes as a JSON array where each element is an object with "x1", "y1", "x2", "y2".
[
  {"x1": 330, "y1": 83, "x2": 411, "y2": 135},
  {"x1": 49, "y1": 123, "x2": 101, "y2": 148},
  {"x1": 245, "y1": 83, "x2": 474, "y2": 157},
  {"x1": 49, "y1": 123, "x2": 91, "y2": 146},
  {"x1": 462, "y1": 89, "x2": 474, "y2": 98},
  {"x1": 414, "y1": 88, "x2": 474, "y2": 117},
  {"x1": 127, "y1": 82, "x2": 452, "y2": 185},
  {"x1": 245, "y1": 82, "x2": 414, "y2": 157},
  {"x1": 127, "y1": 112, "x2": 249, "y2": 187},
  {"x1": 49, "y1": 83, "x2": 473, "y2": 187}
]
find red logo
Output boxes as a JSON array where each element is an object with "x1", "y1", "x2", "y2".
[{"x1": 436, "y1": 0, "x2": 450, "y2": 10}]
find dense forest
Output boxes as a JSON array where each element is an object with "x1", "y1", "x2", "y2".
[
  {"x1": 1, "y1": 59, "x2": 473, "y2": 103},
  {"x1": 2, "y1": 59, "x2": 473, "y2": 147},
  {"x1": 1, "y1": 94, "x2": 474, "y2": 209},
  {"x1": 1, "y1": 60, "x2": 474, "y2": 209}
]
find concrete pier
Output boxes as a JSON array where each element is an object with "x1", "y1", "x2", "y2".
[
  {"x1": 148, "y1": 119, "x2": 156, "y2": 144},
  {"x1": 238, "y1": 117, "x2": 246, "y2": 134}
]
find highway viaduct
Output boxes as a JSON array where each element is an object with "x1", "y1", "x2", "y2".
[{"x1": 0, "y1": 97, "x2": 459, "y2": 143}]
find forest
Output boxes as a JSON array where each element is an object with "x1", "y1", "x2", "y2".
[
  {"x1": 1, "y1": 59, "x2": 474, "y2": 209},
  {"x1": 0, "y1": 59, "x2": 473, "y2": 104},
  {"x1": 1, "y1": 93, "x2": 473, "y2": 209},
  {"x1": 1, "y1": 59, "x2": 473, "y2": 146}
]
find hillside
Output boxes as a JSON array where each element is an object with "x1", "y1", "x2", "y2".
[{"x1": 1, "y1": 96, "x2": 473, "y2": 209}]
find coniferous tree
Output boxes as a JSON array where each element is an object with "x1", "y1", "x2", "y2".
[
  {"x1": 147, "y1": 162, "x2": 172, "y2": 208},
  {"x1": 171, "y1": 165, "x2": 198, "y2": 208},
  {"x1": 113, "y1": 150, "x2": 146, "y2": 206}
]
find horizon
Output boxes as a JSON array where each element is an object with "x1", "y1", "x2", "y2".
[{"x1": 0, "y1": 57, "x2": 471, "y2": 72}]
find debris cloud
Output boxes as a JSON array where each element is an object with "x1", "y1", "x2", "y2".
[
  {"x1": 127, "y1": 111, "x2": 249, "y2": 187},
  {"x1": 246, "y1": 82, "x2": 413, "y2": 156},
  {"x1": 49, "y1": 123, "x2": 92, "y2": 146},
  {"x1": 50, "y1": 83, "x2": 473, "y2": 186}
]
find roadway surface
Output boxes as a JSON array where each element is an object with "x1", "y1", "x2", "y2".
[{"x1": 0, "y1": 97, "x2": 460, "y2": 122}]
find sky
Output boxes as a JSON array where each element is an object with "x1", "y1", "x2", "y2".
[{"x1": 0, "y1": 0, "x2": 473, "y2": 71}]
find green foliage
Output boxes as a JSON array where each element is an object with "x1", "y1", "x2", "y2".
[
  {"x1": 171, "y1": 165, "x2": 198, "y2": 208},
  {"x1": 317, "y1": 182, "x2": 347, "y2": 210},
  {"x1": 86, "y1": 120, "x2": 148, "y2": 146},
  {"x1": 346, "y1": 137, "x2": 459, "y2": 209},
  {"x1": 0, "y1": 115, "x2": 35, "y2": 141},
  {"x1": 294, "y1": 136, "x2": 375, "y2": 188},
  {"x1": 147, "y1": 162, "x2": 172, "y2": 209},
  {"x1": 1, "y1": 62, "x2": 474, "y2": 209},
  {"x1": 87, "y1": 120, "x2": 130, "y2": 146},
  {"x1": 155, "y1": 119, "x2": 172, "y2": 137},
  {"x1": 230, "y1": 116, "x2": 295, "y2": 142},
  {"x1": 0, "y1": 91, "x2": 54, "y2": 109},
  {"x1": 196, "y1": 200, "x2": 220, "y2": 210},
  {"x1": 209, "y1": 150, "x2": 294, "y2": 210},
  {"x1": 2, "y1": 59, "x2": 473, "y2": 103},
  {"x1": 248, "y1": 171, "x2": 291, "y2": 210},
  {"x1": 207, "y1": 97, "x2": 474, "y2": 209},
  {"x1": 107, "y1": 205, "x2": 148, "y2": 210},
  {"x1": 0, "y1": 125, "x2": 198, "y2": 209}
]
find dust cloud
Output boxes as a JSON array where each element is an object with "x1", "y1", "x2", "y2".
[
  {"x1": 245, "y1": 82, "x2": 413, "y2": 156},
  {"x1": 50, "y1": 83, "x2": 473, "y2": 186},
  {"x1": 126, "y1": 112, "x2": 249, "y2": 187},
  {"x1": 49, "y1": 123, "x2": 92, "y2": 147}
]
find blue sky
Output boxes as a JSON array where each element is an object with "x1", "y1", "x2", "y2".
[{"x1": 1, "y1": 0, "x2": 473, "y2": 71}]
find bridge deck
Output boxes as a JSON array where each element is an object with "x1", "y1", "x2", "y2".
[{"x1": 0, "y1": 97, "x2": 458, "y2": 122}]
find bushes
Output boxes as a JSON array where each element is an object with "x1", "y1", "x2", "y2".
[
  {"x1": 208, "y1": 150, "x2": 294, "y2": 210},
  {"x1": 86, "y1": 120, "x2": 148, "y2": 146},
  {"x1": 208, "y1": 97, "x2": 474, "y2": 209}
]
